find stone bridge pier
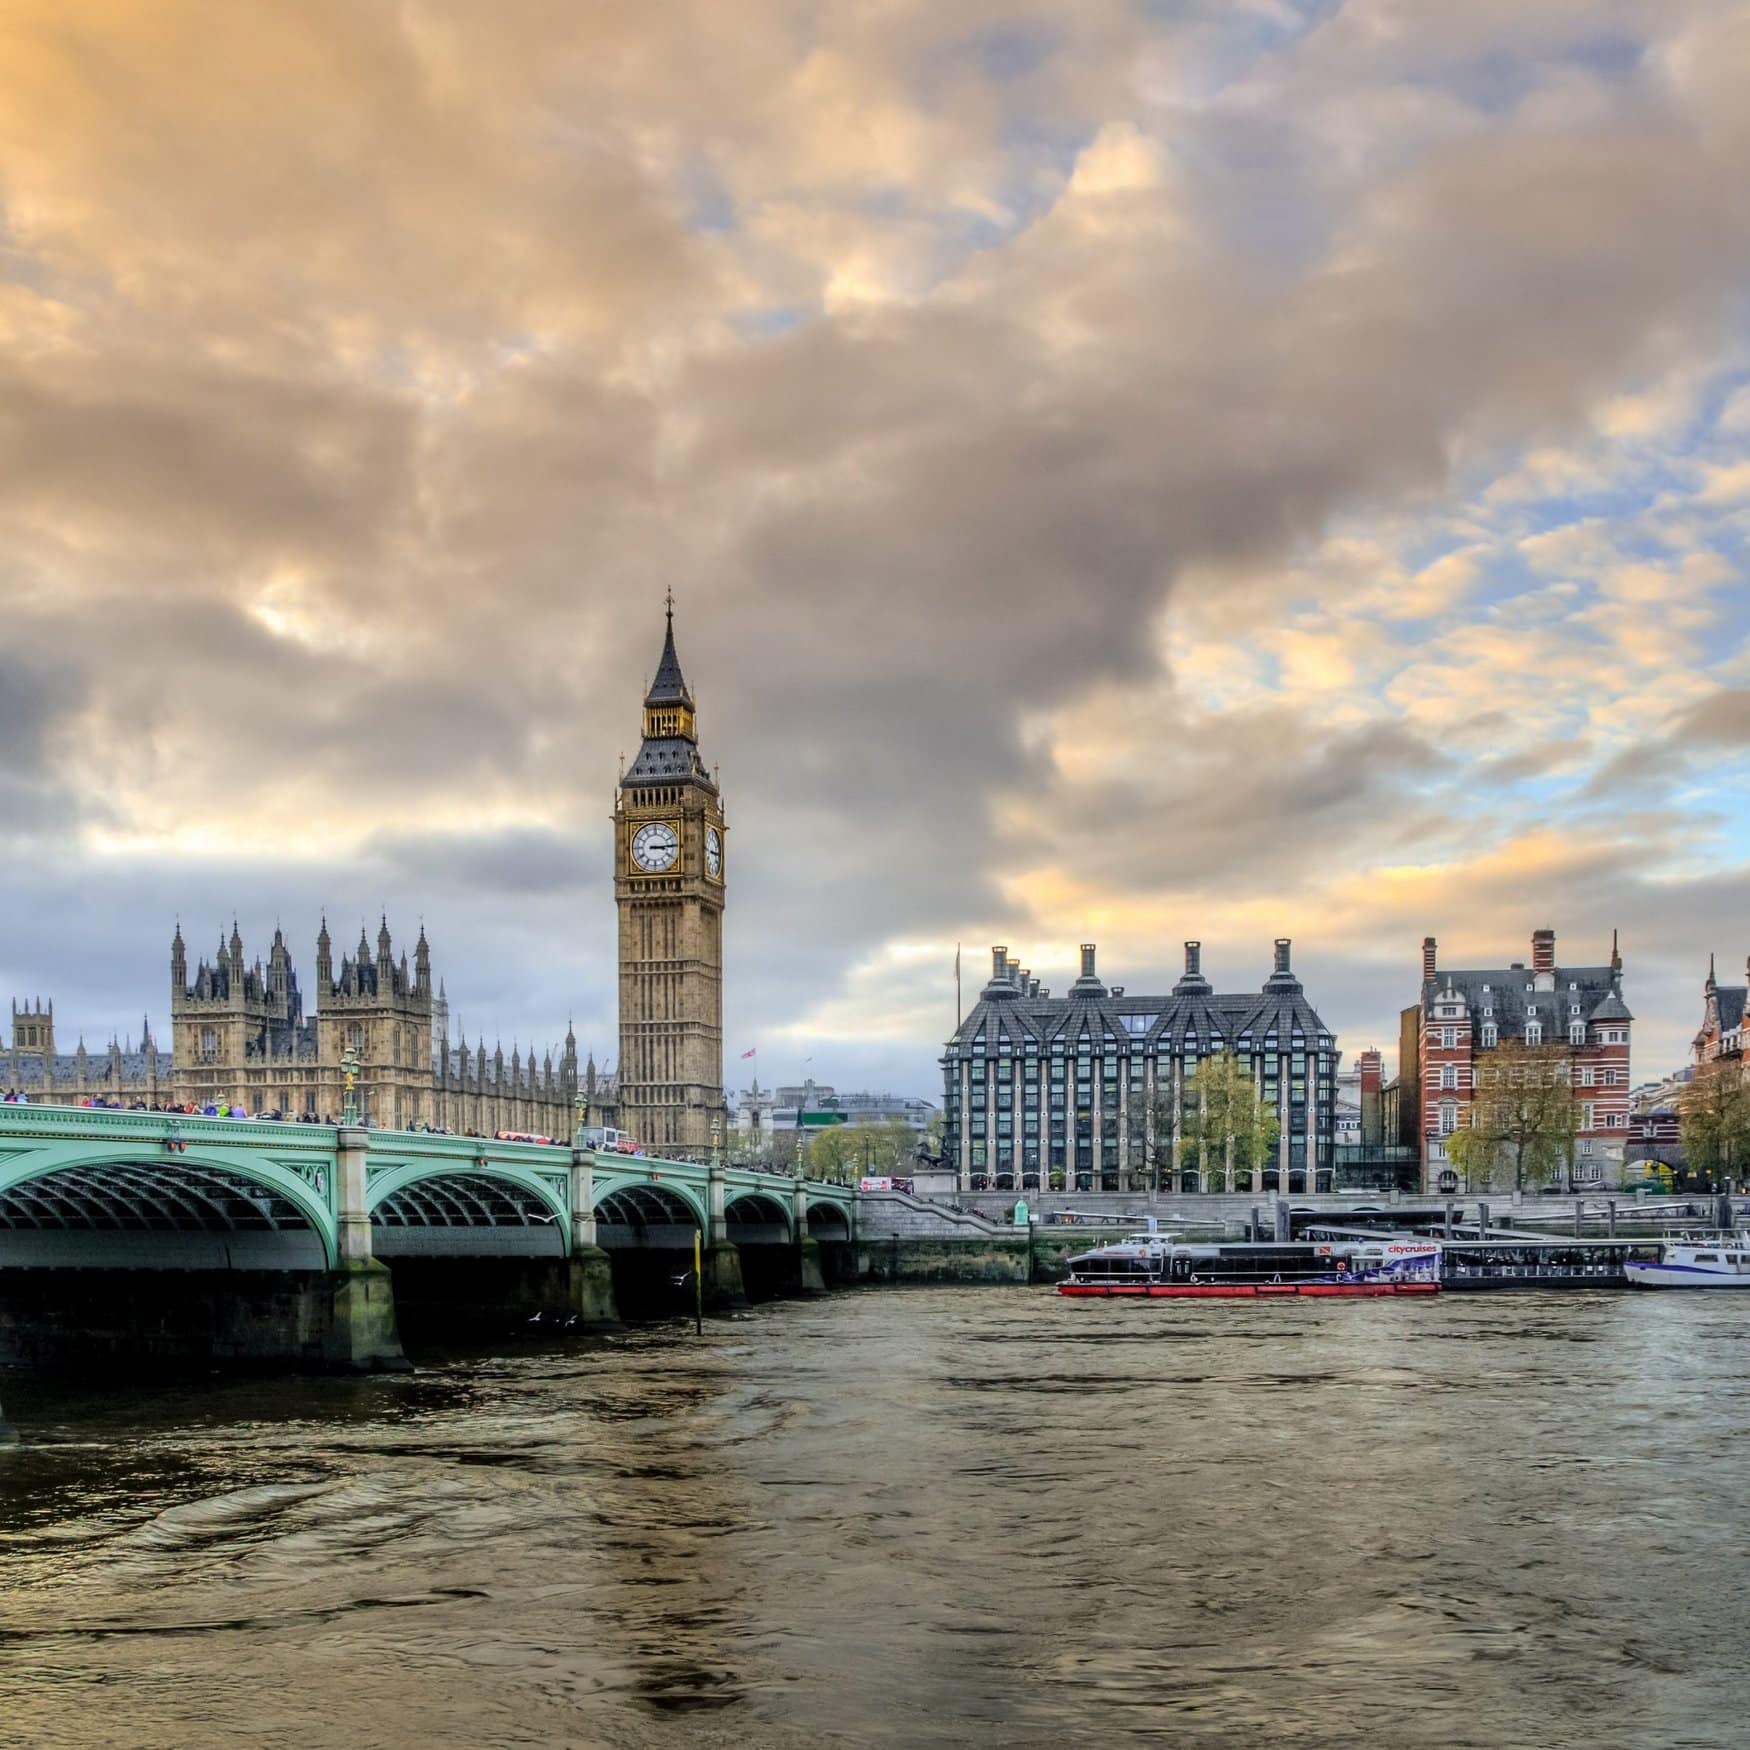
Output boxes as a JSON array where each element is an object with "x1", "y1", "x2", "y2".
[{"x1": 703, "y1": 1164, "x2": 748, "y2": 1310}]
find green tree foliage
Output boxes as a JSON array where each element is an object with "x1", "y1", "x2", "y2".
[
  {"x1": 1166, "y1": 1051, "x2": 1281, "y2": 1193},
  {"x1": 803, "y1": 1120, "x2": 917, "y2": 1182},
  {"x1": 1445, "y1": 1042, "x2": 1576, "y2": 1192},
  {"x1": 1679, "y1": 1059, "x2": 1750, "y2": 1190}
]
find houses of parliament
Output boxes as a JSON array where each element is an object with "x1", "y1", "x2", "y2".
[{"x1": 3, "y1": 610, "x2": 729, "y2": 1152}]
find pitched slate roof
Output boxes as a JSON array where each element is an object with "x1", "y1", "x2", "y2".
[
  {"x1": 946, "y1": 951, "x2": 1335, "y2": 1058},
  {"x1": 1424, "y1": 963, "x2": 1633, "y2": 1032},
  {"x1": 624, "y1": 735, "x2": 713, "y2": 786}
]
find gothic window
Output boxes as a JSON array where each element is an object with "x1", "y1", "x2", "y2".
[
  {"x1": 348, "y1": 1022, "x2": 364, "y2": 1051},
  {"x1": 200, "y1": 1028, "x2": 217, "y2": 1060}
]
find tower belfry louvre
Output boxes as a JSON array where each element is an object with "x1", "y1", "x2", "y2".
[{"x1": 614, "y1": 601, "x2": 726, "y2": 1153}]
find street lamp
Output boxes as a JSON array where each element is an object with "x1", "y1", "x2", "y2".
[
  {"x1": 340, "y1": 1044, "x2": 361, "y2": 1127},
  {"x1": 574, "y1": 1088, "x2": 590, "y2": 1148}
]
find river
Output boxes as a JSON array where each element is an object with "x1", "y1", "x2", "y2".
[{"x1": 2, "y1": 1288, "x2": 1746, "y2": 1747}]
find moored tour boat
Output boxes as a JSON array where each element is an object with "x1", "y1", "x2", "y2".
[
  {"x1": 1624, "y1": 1237, "x2": 1750, "y2": 1289},
  {"x1": 1058, "y1": 1235, "x2": 1440, "y2": 1299}
]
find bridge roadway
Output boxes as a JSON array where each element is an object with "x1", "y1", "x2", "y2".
[{"x1": 0, "y1": 1104, "x2": 857, "y2": 1375}]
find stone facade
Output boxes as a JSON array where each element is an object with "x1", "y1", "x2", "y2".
[
  {"x1": 614, "y1": 605, "x2": 727, "y2": 1155},
  {"x1": 5, "y1": 999, "x2": 167, "y2": 1105},
  {"x1": 9, "y1": 922, "x2": 615, "y2": 1137}
]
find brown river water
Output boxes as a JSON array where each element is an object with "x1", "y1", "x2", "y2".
[{"x1": 2, "y1": 1287, "x2": 1747, "y2": 1748}]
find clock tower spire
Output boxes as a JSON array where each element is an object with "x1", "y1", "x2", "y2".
[{"x1": 614, "y1": 600, "x2": 726, "y2": 1156}]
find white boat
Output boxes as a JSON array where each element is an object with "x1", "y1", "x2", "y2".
[{"x1": 1623, "y1": 1237, "x2": 1750, "y2": 1289}]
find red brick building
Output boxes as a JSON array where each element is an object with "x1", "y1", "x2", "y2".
[
  {"x1": 1693, "y1": 953, "x2": 1747, "y2": 1066},
  {"x1": 1411, "y1": 928, "x2": 1633, "y2": 1191}
]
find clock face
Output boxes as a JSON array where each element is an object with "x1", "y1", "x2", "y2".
[
  {"x1": 706, "y1": 825, "x2": 722, "y2": 878},
  {"x1": 631, "y1": 821, "x2": 679, "y2": 873}
]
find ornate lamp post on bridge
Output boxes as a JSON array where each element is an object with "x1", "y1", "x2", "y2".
[{"x1": 340, "y1": 1044, "x2": 361, "y2": 1128}]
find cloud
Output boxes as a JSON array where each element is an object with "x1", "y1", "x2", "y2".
[{"x1": 0, "y1": 0, "x2": 1747, "y2": 1091}]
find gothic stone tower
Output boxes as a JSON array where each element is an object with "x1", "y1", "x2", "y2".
[{"x1": 614, "y1": 603, "x2": 726, "y2": 1154}]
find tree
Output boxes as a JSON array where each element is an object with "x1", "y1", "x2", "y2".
[
  {"x1": 1679, "y1": 1059, "x2": 1750, "y2": 1191},
  {"x1": 1445, "y1": 1042, "x2": 1576, "y2": 1192},
  {"x1": 1168, "y1": 1051, "x2": 1281, "y2": 1193},
  {"x1": 854, "y1": 1120, "x2": 918, "y2": 1176},
  {"x1": 802, "y1": 1123, "x2": 858, "y2": 1183}
]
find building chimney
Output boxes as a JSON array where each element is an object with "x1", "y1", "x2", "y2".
[
  {"x1": 991, "y1": 945, "x2": 1008, "y2": 982},
  {"x1": 1080, "y1": 944, "x2": 1096, "y2": 980},
  {"x1": 1532, "y1": 928, "x2": 1555, "y2": 975},
  {"x1": 1358, "y1": 1048, "x2": 1383, "y2": 1096},
  {"x1": 1185, "y1": 941, "x2": 1201, "y2": 977},
  {"x1": 1422, "y1": 936, "x2": 1437, "y2": 983},
  {"x1": 1274, "y1": 938, "x2": 1292, "y2": 976}
]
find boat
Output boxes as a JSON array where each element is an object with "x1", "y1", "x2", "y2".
[
  {"x1": 1058, "y1": 1235, "x2": 1440, "y2": 1298},
  {"x1": 1623, "y1": 1236, "x2": 1750, "y2": 1289}
]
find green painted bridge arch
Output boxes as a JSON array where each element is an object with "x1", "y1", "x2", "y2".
[
  {"x1": 0, "y1": 1106, "x2": 859, "y2": 1270},
  {"x1": 0, "y1": 1107, "x2": 341, "y2": 1270},
  {"x1": 363, "y1": 1133, "x2": 574, "y2": 1259}
]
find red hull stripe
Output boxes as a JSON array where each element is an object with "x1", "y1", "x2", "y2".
[{"x1": 1057, "y1": 1282, "x2": 1439, "y2": 1299}]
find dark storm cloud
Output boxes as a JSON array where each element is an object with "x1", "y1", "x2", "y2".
[
  {"x1": 1014, "y1": 715, "x2": 1453, "y2": 898},
  {"x1": 374, "y1": 827, "x2": 599, "y2": 899}
]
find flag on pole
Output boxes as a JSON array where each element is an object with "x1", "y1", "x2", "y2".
[{"x1": 740, "y1": 1046, "x2": 757, "y2": 1059}]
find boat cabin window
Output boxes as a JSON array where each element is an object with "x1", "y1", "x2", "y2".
[{"x1": 1693, "y1": 1253, "x2": 1718, "y2": 1263}]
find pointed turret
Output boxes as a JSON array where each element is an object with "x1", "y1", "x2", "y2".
[
  {"x1": 624, "y1": 599, "x2": 712, "y2": 789},
  {"x1": 415, "y1": 924, "x2": 432, "y2": 996},
  {"x1": 316, "y1": 914, "x2": 333, "y2": 996},
  {"x1": 648, "y1": 589, "x2": 693, "y2": 707},
  {"x1": 171, "y1": 921, "x2": 187, "y2": 990}
]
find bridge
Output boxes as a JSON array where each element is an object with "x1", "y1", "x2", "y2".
[{"x1": 0, "y1": 1104, "x2": 857, "y2": 1373}]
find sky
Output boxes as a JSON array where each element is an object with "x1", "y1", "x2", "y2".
[{"x1": 2, "y1": 0, "x2": 1748, "y2": 1097}]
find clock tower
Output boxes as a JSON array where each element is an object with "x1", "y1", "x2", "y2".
[{"x1": 614, "y1": 601, "x2": 726, "y2": 1155}]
